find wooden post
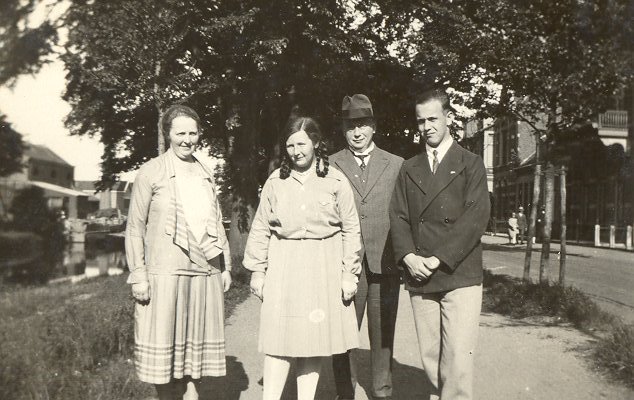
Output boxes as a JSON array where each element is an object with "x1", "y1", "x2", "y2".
[
  {"x1": 627, "y1": 226, "x2": 633, "y2": 250},
  {"x1": 594, "y1": 224, "x2": 600, "y2": 246},
  {"x1": 559, "y1": 166, "x2": 567, "y2": 285},
  {"x1": 523, "y1": 164, "x2": 542, "y2": 281},
  {"x1": 609, "y1": 225, "x2": 616, "y2": 248},
  {"x1": 539, "y1": 162, "x2": 554, "y2": 284}
]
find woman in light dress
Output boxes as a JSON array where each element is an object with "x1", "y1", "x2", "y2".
[
  {"x1": 243, "y1": 116, "x2": 362, "y2": 399},
  {"x1": 125, "y1": 104, "x2": 232, "y2": 399}
]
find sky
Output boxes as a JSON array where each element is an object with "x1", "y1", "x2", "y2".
[
  {"x1": 0, "y1": 59, "x2": 106, "y2": 181},
  {"x1": 0, "y1": 58, "x2": 218, "y2": 182}
]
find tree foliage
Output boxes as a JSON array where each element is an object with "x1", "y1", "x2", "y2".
[
  {"x1": 0, "y1": 0, "x2": 57, "y2": 87},
  {"x1": 61, "y1": 0, "x2": 414, "y2": 219},
  {"x1": 0, "y1": 115, "x2": 24, "y2": 177}
]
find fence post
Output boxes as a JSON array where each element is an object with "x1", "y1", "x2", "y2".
[
  {"x1": 627, "y1": 225, "x2": 633, "y2": 250},
  {"x1": 594, "y1": 224, "x2": 601, "y2": 247},
  {"x1": 609, "y1": 225, "x2": 615, "y2": 248}
]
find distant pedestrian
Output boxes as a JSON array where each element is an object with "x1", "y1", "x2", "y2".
[
  {"x1": 517, "y1": 206, "x2": 527, "y2": 244},
  {"x1": 125, "y1": 104, "x2": 232, "y2": 400},
  {"x1": 330, "y1": 94, "x2": 403, "y2": 400},
  {"x1": 508, "y1": 212, "x2": 518, "y2": 244},
  {"x1": 390, "y1": 88, "x2": 490, "y2": 400},
  {"x1": 243, "y1": 115, "x2": 362, "y2": 399}
]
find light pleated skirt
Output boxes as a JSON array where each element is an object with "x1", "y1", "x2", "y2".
[
  {"x1": 259, "y1": 232, "x2": 359, "y2": 357},
  {"x1": 134, "y1": 273, "x2": 226, "y2": 384}
]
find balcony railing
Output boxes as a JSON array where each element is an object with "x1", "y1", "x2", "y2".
[{"x1": 597, "y1": 110, "x2": 629, "y2": 129}]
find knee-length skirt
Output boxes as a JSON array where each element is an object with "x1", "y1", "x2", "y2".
[
  {"x1": 259, "y1": 232, "x2": 359, "y2": 356},
  {"x1": 134, "y1": 273, "x2": 225, "y2": 384}
]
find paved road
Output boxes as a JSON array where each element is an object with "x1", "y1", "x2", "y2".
[{"x1": 481, "y1": 235, "x2": 634, "y2": 323}]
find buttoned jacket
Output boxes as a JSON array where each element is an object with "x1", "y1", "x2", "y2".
[
  {"x1": 331, "y1": 146, "x2": 403, "y2": 274},
  {"x1": 125, "y1": 149, "x2": 230, "y2": 284},
  {"x1": 389, "y1": 142, "x2": 490, "y2": 293}
]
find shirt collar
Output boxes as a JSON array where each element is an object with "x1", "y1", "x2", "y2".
[
  {"x1": 350, "y1": 141, "x2": 375, "y2": 157},
  {"x1": 426, "y1": 137, "x2": 453, "y2": 163}
]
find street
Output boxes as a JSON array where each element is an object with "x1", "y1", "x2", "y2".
[{"x1": 481, "y1": 235, "x2": 634, "y2": 324}]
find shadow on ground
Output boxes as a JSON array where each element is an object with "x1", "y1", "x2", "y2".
[
  {"x1": 196, "y1": 356, "x2": 249, "y2": 400},
  {"x1": 482, "y1": 242, "x2": 591, "y2": 258}
]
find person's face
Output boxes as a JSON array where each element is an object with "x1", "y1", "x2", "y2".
[
  {"x1": 169, "y1": 116, "x2": 200, "y2": 160},
  {"x1": 415, "y1": 99, "x2": 452, "y2": 148},
  {"x1": 343, "y1": 118, "x2": 375, "y2": 152},
  {"x1": 286, "y1": 129, "x2": 317, "y2": 171}
]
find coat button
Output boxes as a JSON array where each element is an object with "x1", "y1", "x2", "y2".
[
  {"x1": 444, "y1": 218, "x2": 450, "y2": 223},
  {"x1": 415, "y1": 246, "x2": 421, "y2": 252},
  {"x1": 420, "y1": 218, "x2": 425, "y2": 224}
]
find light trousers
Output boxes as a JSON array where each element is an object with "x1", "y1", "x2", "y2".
[{"x1": 410, "y1": 284, "x2": 482, "y2": 400}]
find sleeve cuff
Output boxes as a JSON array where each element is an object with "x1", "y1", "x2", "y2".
[
  {"x1": 342, "y1": 271, "x2": 359, "y2": 284},
  {"x1": 251, "y1": 271, "x2": 266, "y2": 281},
  {"x1": 126, "y1": 269, "x2": 148, "y2": 284}
]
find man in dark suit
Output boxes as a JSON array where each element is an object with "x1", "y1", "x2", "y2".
[
  {"x1": 330, "y1": 94, "x2": 403, "y2": 400},
  {"x1": 389, "y1": 88, "x2": 490, "y2": 400}
]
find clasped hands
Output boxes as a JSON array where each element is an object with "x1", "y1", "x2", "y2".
[{"x1": 403, "y1": 254, "x2": 441, "y2": 281}]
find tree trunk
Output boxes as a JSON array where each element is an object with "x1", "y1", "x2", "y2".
[
  {"x1": 154, "y1": 61, "x2": 165, "y2": 155},
  {"x1": 539, "y1": 162, "x2": 555, "y2": 284},
  {"x1": 523, "y1": 132, "x2": 542, "y2": 281},
  {"x1": 559, "y1": 165, "x2": 567, "y2": 285}
]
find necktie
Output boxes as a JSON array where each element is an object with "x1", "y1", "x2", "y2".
[
  {"x1": 432, "y1": 150, "x2": 439, "y2": 174},
  {"x1": 355, "y1": 154, "x2": 368, "y2": 170}
]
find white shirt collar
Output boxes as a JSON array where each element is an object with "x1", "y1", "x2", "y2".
[
  {"x1": 426, "y1": 137, "x2": 453, "y2": 165},
  {"x1": 350, "y1": 142, "x2": 375, "y2": 166},
  {"x1": 350, "y1": 141, "x2": 375, "y2": 157}
]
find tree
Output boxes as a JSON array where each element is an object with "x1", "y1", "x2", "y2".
[
  {"x1": 0, "y1": 0, "x2": 57, "y2": 87},
  {"x1": 61, "y1": 0, "x2": 414, "y2": 259},
  {"x1": 378, "y1": 0, "x2": 633, "y2": 282},
  {"x1": 0, "y1": 115, "x2": 24, "y2": 177}
]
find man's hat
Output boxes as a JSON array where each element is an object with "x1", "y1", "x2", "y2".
[
  {"x1": 518, "y1": 206, "x2": 524, "y2": 211},
  {"x1": 342, "y1": 94, "x2": 373, "y2": 119}
]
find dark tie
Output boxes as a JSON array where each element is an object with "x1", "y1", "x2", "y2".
[
  {"x1": 432, "y1": 150, "x2": 439, "y2": 174},
  {"x1": 355, "y1": 154, "x2": 368, "y2": 170}
]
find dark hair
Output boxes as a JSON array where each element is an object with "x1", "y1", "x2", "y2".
[
  {"x1": 160, "y1": 104, "x2": 201, "y2": 144},
  {"x1": 414, "y1": 88, "x2": 453, "y2": 113},
  {"x1": 279, "y1": 116, "x2": 329, "y2": 179}
]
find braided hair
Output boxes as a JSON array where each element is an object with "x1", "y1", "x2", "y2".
[{"x1": 279, "y1": 116, "x2": 329, "y2": 179}]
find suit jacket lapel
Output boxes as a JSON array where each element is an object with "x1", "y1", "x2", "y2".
[
  {"x1": 418, "y1": 142, "x2": 466, "y2": 215},
  {"x1": 362, "y1": 148, "x2": 389, "y2": 200},
  {"x1": 405, "y1": 153, "x2": 431, "y2": 195},
  {"x1": 334, "y1": 150, "x2": 364, "y2": 196}
]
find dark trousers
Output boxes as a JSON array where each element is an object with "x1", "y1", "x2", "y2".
[{"x1": 332, "y1": 259, "x2": 401, "y2": 399}]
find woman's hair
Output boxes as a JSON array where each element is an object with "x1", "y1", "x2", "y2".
[
  {"x1": 279, "y1": 116, "x2": 329, "y2": 179},
  {"x1": 160, "y1": 104, "x2": 201, "y2": 144}
]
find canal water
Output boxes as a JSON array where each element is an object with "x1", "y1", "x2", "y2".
[{"x1": 2, "y1": 235, "x2": 127, "y2": 285}]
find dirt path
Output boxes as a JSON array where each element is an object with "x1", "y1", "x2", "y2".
[{"x1": 221, "y1": 285, "x2": 633, "y2": 399}]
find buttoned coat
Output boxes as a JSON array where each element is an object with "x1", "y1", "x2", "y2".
[
  {"x1": 389, "y1": 142, "x2": 490, "y2": 293},
  {"x1": 331, "y1": 146, "x2": 403, "y2": 274}
]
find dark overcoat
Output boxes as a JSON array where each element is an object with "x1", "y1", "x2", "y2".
[{"x1": 389, "y1": 142, "x2": 490, "y2": 293}]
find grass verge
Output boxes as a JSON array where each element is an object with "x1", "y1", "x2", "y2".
[
  {"x1": 0, "y1": 270, "x2": 250, "y2": 400},
  {"x1": 483, "y1": 270, "x2": 634, "y2": 388}
]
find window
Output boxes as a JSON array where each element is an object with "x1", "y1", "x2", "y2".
[
  {"x1": 32, "y1": 166, "x2": 39, "y2": 176},
  {"x1": 51, "y1": 170, "x2": 57, "y2": 178}
]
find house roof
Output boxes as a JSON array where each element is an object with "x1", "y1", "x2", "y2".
[
  {"x1": 75, "y1": 180, "x2": 131, "y2": 192},
  {"x1": 25, "y1": 144, "x2": 72, "y2": 166},
  {"x1": 31, "y1": 181, "x2": 91, "y2": 197}
]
